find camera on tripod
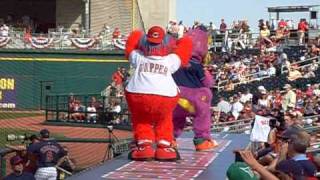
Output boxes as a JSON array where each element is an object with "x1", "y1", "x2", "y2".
[
  {"x1": 7, "y1": 134, "x2": 29, "y2": 141},
  {"x1": 106, "y1": 125, "x2": 113, "y2": 132},
  {"x1": 7, "y1": 133, "x2": 37, "y2": 143}
]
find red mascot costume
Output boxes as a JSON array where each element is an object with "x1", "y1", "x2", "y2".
[{"x1": 125, "y1": 26, "x2": 192, "y2": 161}]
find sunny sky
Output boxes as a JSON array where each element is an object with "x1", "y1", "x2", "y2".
[{"x1": 177, "y1": 0, "x2": 320, "y2": 31}]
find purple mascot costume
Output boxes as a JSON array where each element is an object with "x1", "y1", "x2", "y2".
[{"x1": 172, "y1": 26, "x2": 218, "y2": 151}]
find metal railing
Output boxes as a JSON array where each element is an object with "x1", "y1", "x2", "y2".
[
  {"x1": 214, "y1": 71, "x2": 272, "y2": 91},
  {"x1": 281, "y1": 56, "x2": 320, "y2": 73},
  {"x1": 0, "y1": 30, "x2": 124, "y2": 51},
  {"x1": 215, "y1": 55, "x2": 320, "y2": 91}
]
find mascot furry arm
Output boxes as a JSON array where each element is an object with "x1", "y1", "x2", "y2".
[
  {"x1": 125, "y1": 30, "x2": 144, "y2": 59},
  {"x1": 173, "y1": 37, "x2": 193, "y2": 67}
]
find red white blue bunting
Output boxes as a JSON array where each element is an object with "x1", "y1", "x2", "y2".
[
  {"x1": 29, "y1": 37, "x2": 53, "y2": 49},
  {"x1": 113, "y1": 38, "x2": 126, "y2": 50},
  {"x1": 70, "y1": 38, "x2": 96, "y2": 49},
  {"x1": 0, "y1": 37, "x2": 10, "y2": 47}
]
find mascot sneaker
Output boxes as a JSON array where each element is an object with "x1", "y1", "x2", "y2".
[
  {"x1": 155, "y1": 140, "x2": 180, "y2": 161},
  {"x1": 194, "y1": 138, "x2": 218, "y2": 151},
  {"x1": 128, "y1": 140, "x2": 154, "y2": 161}
]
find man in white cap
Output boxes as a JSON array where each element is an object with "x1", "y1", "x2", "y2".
[
  {"x1": 282, "y1": 84, "x2": 296, "y2": 112},
  {"x1": 252, "y1": 86, "x2": 266, "y2": 105}
]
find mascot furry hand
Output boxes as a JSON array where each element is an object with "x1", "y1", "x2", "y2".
[
  {"x1": 173, "y1": 26, "x2": 218, "y2": 151},
  {"x1": 125, "y1": 26, "x2": 192, "y2": 161}
]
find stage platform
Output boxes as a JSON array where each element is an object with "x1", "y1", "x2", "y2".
[{"x1": 67, "y1": 133, "x2": 249, "y2": 180}]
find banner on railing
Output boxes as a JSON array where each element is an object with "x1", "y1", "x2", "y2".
[
  {"x1": 0, "y1": 77, "x2": 16, "y2": 108},
  {"x1": 29, "y1": 37, "x2": 53, "y2": 49},
  {"x1": 250, "y1": 115, "x2": 270, "y2": 142},
  {"x1": 0, "y1": 37, "x2": 10, "y2": 47},
  {"x1": 113, "y1": 38, "x2": 126, "y2": 50},
  {"x1": 71, "y1": 38, "x2": 96, "y2": 49}
]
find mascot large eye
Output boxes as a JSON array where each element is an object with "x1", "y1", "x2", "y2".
[{"x1": 152, "y1": 32, "x2": 160, "y2": 38}]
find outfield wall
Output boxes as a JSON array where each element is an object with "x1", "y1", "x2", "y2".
[{"x1": 0, "y1": 49, "x2": 127, "y2": 109}]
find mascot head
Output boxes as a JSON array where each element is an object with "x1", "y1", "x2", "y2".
[
  {"x1": 186, "y1": 25, "x2": 208, "y2": 62},
  {"x1": 138, "y1": 26, "x2": 176, "y2": 57}
]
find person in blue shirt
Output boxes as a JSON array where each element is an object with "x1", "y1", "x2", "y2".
[
  {"x1": 27, "y1": 129, "x2": 66, "y2": 180},
  {"x1": 276, "y1": 131, "x2": 317, "y2": 179}
]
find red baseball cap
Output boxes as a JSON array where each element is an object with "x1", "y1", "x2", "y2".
[{"x1": 147, "y1": 26, "x2": 165, "y2": 44}]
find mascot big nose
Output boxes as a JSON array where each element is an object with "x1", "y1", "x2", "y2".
[
  {"x1": 172, "y1": 26, "x2": 218, "y2": 152},
  {"x1": 125, "y1": 26, "x2": 192, "y2": 161}
]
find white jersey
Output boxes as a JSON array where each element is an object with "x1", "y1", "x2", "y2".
[
  {"x1": 126, "y1": 50, "x2": 181, "y2": 97},
  {"x1": 250, "y1": 115, "x2": 271, "y2": 143}
]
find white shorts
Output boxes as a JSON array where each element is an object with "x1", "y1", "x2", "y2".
[{"x1": 35, "y1": 167, "x2": 57, "y2": 180}]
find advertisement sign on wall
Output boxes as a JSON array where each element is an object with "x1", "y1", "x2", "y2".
[{"x1": 0, "y1": 77, "x2": 16, "y2": 108}]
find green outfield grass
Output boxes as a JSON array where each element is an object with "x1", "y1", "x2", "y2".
[
  {"x1": 0, "y1": 128, "x2": 65, "y2": 148},
  {"x1": 0, "y1": 112, "x2": 44, "y2": 120}
]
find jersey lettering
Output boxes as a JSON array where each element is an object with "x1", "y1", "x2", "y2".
[
  {"x1": 46, "y1": 150, "x2": 54, "y2": 162},
  {"x1": 138, "y1": 62, "x2": 168, "y2": 75}
]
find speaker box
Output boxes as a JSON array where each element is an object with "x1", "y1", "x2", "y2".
[{"x1": 311, "y1": 11, "x2": 317, "y2": 19}]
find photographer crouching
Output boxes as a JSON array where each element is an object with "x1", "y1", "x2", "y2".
[{"x1": 27, "y1": 129, "x2": 66, "y2": 180}]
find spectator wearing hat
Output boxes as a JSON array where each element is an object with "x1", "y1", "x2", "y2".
[
  {"x1": 4, "y1": 155, "x2": 35, "y2": 180},
  {"x1": 258, "y1": 90, "x2": 271, "y2": 109},
  {"x1": 275, "y1": 131, "x2": 317, "y2": 179},
  {"x1": 305, "y1": 84, "x2": 314, "y2": 97},
  {"x1": 282, "y1": 84, "x2": 296, "y2": 112},
  {"x1": 252, "y1": 86, "x2": 266, "y2": 105},
  {"x1": 27, "y1": 129, "x2": 66, "y2": 180},
  {"x1": 226, "y1": 160, "x2": 259, "y2": 180}
]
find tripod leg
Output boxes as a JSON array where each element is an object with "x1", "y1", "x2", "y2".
[{"x1": 102, "y1": 144, "x2": 114, "y2": 162}]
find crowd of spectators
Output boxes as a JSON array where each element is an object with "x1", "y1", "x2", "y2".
[
  {"x1": 204, "y1": 18, "x2": 319, "y2": 91},
  {"x1": 214, "y1": 83, "x2": 320, "y2": 123},
  {"x1": 62, "y1": 67, "x2": 129, "y2": 125},
  {"x1": 224, "y1": 83, "x2": 320, "y2": 179},
  {"x1": 164, "y1": 17, "x2": 320, "y2": 179}
]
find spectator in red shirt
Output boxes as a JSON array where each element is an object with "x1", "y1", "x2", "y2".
[
  {"x1": 112, "y1": 67, "x2": 124, "y2": 86},
  {"x1": 298, "y1": 19, "x2": 309, "y2": 45},
  {"x1": 112, "y1": 28, "x2": 121, "y2": 39},
  {"x1": 305, "y1": 84, "x2": 314, "y2": 97},
  {"x1": 278, "y1": 19, "x2": 287, "y2": 29}
]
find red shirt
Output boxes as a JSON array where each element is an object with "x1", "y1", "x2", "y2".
[
  {"x1": 112, "y1": 71, "x2": 123, "y2": 85},
  {"x1": 306, "y1": 87, "x2": 314, "y2": 97},
  {"x1": 112, "y1": 29, "x2": 121, "y2": 39},
  {"x1": 278, "y1": 20, "x2": 287, "y2": 28},
  {"x1": 298, "y1": 22, "x2": 308, "y2": 32}
]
